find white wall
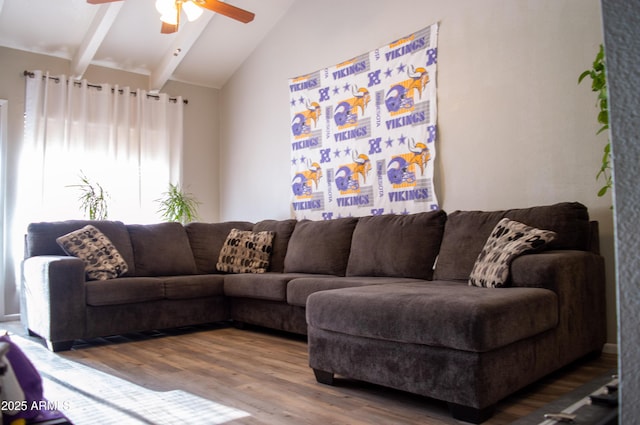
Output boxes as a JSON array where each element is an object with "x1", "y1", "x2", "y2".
[
  {"x1": 219, "y1": 0, "x2": 617, "y2": 343},
  {"x1": 165, "y1": 79, "x2": 221, "y2": 223}
]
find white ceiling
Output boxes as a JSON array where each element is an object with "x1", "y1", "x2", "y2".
[{"x1": 0, "y1": 0, "x2": 295, "y2": 90}]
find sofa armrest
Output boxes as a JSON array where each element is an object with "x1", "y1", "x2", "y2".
[
  {"x1": 21, "y1": 255, "x2": 87, "y2": 348},
  {"x1": 510, "y1": 250, "x2": 607, "y2": 356}
]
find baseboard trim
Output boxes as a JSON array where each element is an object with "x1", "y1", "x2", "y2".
[
  {"x1": 603, "y1": 343, "x2": 618, "y2": 354},
  {"x1": 1, "y1": 314, "x2": 20, "y2": 322}
]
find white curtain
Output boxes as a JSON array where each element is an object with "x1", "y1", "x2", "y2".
[{"x1": 20, "y1": 71, "x2": 183, "y2": 225}]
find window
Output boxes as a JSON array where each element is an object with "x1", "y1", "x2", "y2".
[{"x1": 20, "y1": 71, "x2": 184, "y2": 224}]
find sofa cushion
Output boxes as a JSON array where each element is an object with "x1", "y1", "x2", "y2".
[
  {"x1": 162, "y1": 275, "x2": 226, "y2": 300},
  {"x1": 306, "y1": 281, "x2": 558, "y2": 352},
  {"x1": 86, "y1": 277, "x2": 165, "y2": 306},
  {"x1": 346, "y1": 210, "x2": 446, "y2": 279},
  {"x1": 287, "y1": 276, "x2": 425, "y2": 307},
  {"x1": 184, "y1": 221, "x2": 254, "y2": 274},
  {"x1": 26, "y1": 220, "x2": 135, "y2": 275},
  {"x1": 127, "y1": 223, "x2": 197, "y2": 276},
  {"x1": 284, "y1": 217, "x2": 358, "y2": 276},
  {"x1": 253, "y1": 219, "x2": 297, "y2": 272},
  {"x1": 224, "y1": 273, "x2": 323, "y2": 302},
  {"x1": 469, "y1": 218, "x2": 557, "y2": 288},
  {"x1": 216, "y1": 229, "x2": 275, "y2": 274},
  {"x1": 56, "y1": 225, "x2": 129, "y2": 280},
  {"x1": 434, "y1": 202, "x2": 590, "y2": 281}
]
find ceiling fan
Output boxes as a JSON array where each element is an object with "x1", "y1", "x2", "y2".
[{"x1": 87, "y1": 0, "x2": 255, "y2": 34}]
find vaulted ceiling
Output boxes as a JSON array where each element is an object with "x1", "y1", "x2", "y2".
[{"x1": 0, "y1": 0, "x2": 295, "y2": 90}]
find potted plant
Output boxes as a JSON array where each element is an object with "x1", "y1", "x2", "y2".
[
  {"x1": 67, "y1": 171, "x2": 109, "y2": 220},
  {"x1": 579, "y1": 44, "x2": 611, "y2": 197},
  {"x1": 156, "y1": 183, "x2": 201, "y2": 224}
]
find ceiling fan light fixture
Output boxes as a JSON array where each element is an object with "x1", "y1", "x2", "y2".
[
  {"x1": 159, "y1": 12, "x2": 178, "y2": 25},
  {"x1": 182, "y1": 1, "x2": 203, "y2": 22},
  {"x1": 156, "y1": 0, "x2": 177, "y2": 19}
]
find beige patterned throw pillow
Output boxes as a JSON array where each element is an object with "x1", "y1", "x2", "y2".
[
  {"x1": 216, "y1": 229, "x2": 275, "y2": 273},
  {"x1": 56, "y1": 225, "x2": 129, "y2": 280},
  {"x1": 469, "y1": 218, "x2": 556, "y2": 288}
]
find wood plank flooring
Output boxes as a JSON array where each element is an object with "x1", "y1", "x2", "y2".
[{"x1": 2, "y1": 321, "x2": 617, "y2": 424}]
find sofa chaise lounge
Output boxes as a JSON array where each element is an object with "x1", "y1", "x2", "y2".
[{"x1": 20, "y1": 202, "x2": 606, "y2": 423}]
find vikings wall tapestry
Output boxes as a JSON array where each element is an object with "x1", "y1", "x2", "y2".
[{"x1": 288, "y1": 23, "x2": 438, "y2": 220}]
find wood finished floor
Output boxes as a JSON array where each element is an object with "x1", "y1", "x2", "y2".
[{"x1": 2, "y1": 321, "x2": 617, "y2": 425}]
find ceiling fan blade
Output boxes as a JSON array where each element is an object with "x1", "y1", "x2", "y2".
[
  {"x1": 198, "y1": 0, "x2": 255, "y2": 23},
  {"x1": 161, "y1": 21, "x2": 178, "y2": 34},
  {"x1": 86, "y1": 0, "x2": 122, "y2": 4}
]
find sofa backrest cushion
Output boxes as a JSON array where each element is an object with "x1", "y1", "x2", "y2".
[
  {"x1": 253, "y1": 219, "x2": 297, "y2": 272},
  {"x1": 127, "y1": 222, "x2": 197, "y2": 276},
  {"x1": 184, "y1": 221, "x2": 254, "y2": 274},
  {"x1": 433, "y1": 202, "x2": 591, "y2": 281},
  {"x1": 25, "y1": 220, "x2": 136, "y2": 276},
  {"x1": 284, "y1": 217, "x2": 358, "y2": 276},
  {"x1": 346, "y1": 210, "x2": 447, "y2": 279}
]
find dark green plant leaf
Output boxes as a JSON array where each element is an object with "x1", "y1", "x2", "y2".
[
  {"x1": 579, "y1": 44, "x2": 612, "y2": 199},
  {"x1": 597, "y1": 111, "x2": 609, "y2": 125},
  {"x1": 578, "y1": 70, "x2": 591, "y2": 84}
]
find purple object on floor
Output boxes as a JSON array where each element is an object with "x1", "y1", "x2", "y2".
[{"x1": 0, "y1": 334, "x2": 71, "y2": 424}]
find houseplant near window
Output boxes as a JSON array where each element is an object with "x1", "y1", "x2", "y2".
[
  {"x1": 579, "y1": 44, "x2": 611, "y2": 197},
  {"x1": 68, "y1": 171, "x2": 109, "y2": 220},
  {"x1": 156, "y1": 183, "x2": 201, "y2": 224}
]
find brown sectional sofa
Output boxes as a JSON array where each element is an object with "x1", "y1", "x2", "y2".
[{"x1": 20, "y1": 202, "x2": 606, "y2": 423}]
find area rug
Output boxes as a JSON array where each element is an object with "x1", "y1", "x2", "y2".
[{"x1": 9, "y1": 335, "x2": 250, "y2": 425}]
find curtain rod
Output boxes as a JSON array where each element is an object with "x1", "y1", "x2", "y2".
[{"x1": 23, "y1": 71, "x2": 188, "y2": 105}]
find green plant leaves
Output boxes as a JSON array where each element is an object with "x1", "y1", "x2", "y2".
[
  {"x1": 156, "y1": 183, "x2": 201, "y2": 224},
  {"x1": 577, "y1": 70, "x2": 591, "y2": 84},
  {"x1": 579, "y1": 44, "x2": 611, "y2": 198},
  {"x1": 67, "y1": 171, "x2": 109, "y2": 220}
]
